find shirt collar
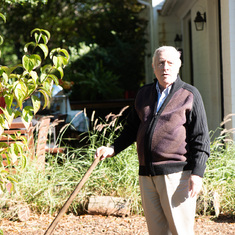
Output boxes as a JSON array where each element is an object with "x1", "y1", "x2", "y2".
[{"x1": 156, "y1": 81, "x2": 172, "y2": 95}]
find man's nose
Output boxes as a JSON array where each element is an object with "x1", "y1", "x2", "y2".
[{"x1": 163, "y1": 62, "x2": 169, "y2": 69}]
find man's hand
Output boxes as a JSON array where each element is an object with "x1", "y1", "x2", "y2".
[
  {"x1": 95, "y1": 146, "x2": 115, "y2": 161},
  {"x1": 189, "y1": 175, "x2": 203, "y2": 198}
]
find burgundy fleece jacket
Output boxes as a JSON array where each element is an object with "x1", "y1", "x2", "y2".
[{"x1": 113, "y1": 76, "x2": 210, "y2": 177}]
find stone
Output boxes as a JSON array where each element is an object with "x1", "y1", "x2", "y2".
[{"x1": 88, "y1": 196, "x2": 130, "y2": 217}]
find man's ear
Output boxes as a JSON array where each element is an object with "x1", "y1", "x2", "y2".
[{"x1": 179, "y1": 60, "x2": 182, "y2": 68}]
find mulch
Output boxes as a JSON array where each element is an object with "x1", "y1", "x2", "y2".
[{"x1": 1, "y1": 213, "x2": 235, "y2": 234}]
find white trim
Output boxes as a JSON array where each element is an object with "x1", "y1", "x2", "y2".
[{"x1": 161, "y1": 0, "x2": 177, "y2": 15}]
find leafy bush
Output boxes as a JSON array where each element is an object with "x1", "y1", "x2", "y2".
[
  {"x1": 0, "y1": 12, "x2": 69, "y2": 192},
  {"x1": 64, "y1": 45, "x2": 124, "y2": 101}
]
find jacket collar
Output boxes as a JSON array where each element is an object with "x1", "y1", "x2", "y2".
[{"x1": 154, "y1": 75, "x2": 184, "y2": 94}]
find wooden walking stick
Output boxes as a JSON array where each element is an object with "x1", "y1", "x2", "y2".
[{"x1": 44, "y1": 155, "x2": 101, "y2": 235}]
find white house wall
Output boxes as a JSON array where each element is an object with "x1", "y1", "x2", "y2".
[
  {"x1": 158, "y1": 15, "x2": 181, "y2": 46},
  {"x1": 191, "y1": 0, "x2": 221, "y2": 133},
  {"x1": 221, "y1": 0, "x2": 235, "y2": 133}
]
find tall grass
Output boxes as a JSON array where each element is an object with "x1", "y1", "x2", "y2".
[
  {"x1": 0, "y1": 110, "x2": 235, "y2": 220},
  {"x1": 199, "y1": 122, "x2": 235, "y2": 216},
  {"x1": 0, "y1": 107, "x2": 141, "y2": 219}
]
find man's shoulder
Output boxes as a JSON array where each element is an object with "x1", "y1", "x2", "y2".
[
  {"x1": 180, "y1": 81, "x2": 201, "y2": 97},
  {"x1": 179, "y1": 82, "x2": 205, "y2": 108},
  {"x1": 137, "y1": 82, "x2": 155, "y2": 94},
  {"x1": 139, "y1": 82, "x2": 155, "y2": 90}
]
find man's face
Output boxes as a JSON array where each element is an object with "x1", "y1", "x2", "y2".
[{"x1": 153, "y1": 49, "x2": 181, "y2": 89}]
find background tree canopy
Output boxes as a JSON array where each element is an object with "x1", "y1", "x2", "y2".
[{"x1": 0, "y1": 0, "x2": 147, "y2": 101}]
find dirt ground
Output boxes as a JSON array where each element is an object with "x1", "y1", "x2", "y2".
[{"x1": 0, "y1": 213, "x2": 235, "y2": 235}]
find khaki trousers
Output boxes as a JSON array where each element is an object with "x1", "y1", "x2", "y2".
[{"x1": 139, "y1": 171, "x2": 197, "y2": 235}]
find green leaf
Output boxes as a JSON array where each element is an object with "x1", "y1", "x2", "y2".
[
  {"x1": 1, "y1": 72, "x2": 8, "y2": 84},
  {"x1": 0, "y1": 64, "x2": 22, "y2": 77},
  {"x1": 50, "y1": 48, "x2": 70, "y2": 68},
  {"x1": 48, "y1": 74, "x2": 59, "y2": 85},
  {"x1": 14, "y1": 110, "x2": 22, "y2": 119},
  {"x1": 29, "y1": 71, "x2": 39, "y2": 82},
  {"x1": 0, "y1": 114, "x2": 8, "y2": 129},
  {"x1": 24, "y1": 42, "x2": 36, "y2": 53},
  {"x1": 50, "y1": 48, "x2": 69, "y2": 60},
  {"x1": 41, "y1": 34, "x2": 49, "y2": 44},
  {"x1": 0, "y1": 13, "x2": 6, "y2": 23},
  {"x1": 38, "y1": 43, "x2": 49, "y2": 58},
  {"x1": 38, "y1": 86, "x2": 51, "y2": 96},
  {"x1": 1, "y1": 107, "x2": 15, "y2": 126},
  {"x1": 53, "y1": 66, "x2": 64, "y2": 79},
  {"x1": 40, "y1": 64, "x2": 52, "y2": 74},
  {"x1": 34, "y1": 32, "x2": 40, "y2": 43},
  {"x1": 38, "y1": 89, "x2": 50, "y2": 109},
  {"x1": 31, "y1": 28, "x2": 50, "y2": 44},
  {"x1": 22, "y1": 106, "x2": 33, "y2": 129},
  {"x1": 4, "y1": 152, "x2": 11, "y2": 165},
  {"x1": 31, "y1": 95, "x2": 41, "y2": 114},
  {"x1": 41, "y1": 29, "x2": 50, "y2": 42},
  {"x1": 9, "y1": 143, "x2": 19, "y2": 164},
  {"x1": 22, "y1": 54, "x2": 41, "y2": 72},
  {"x1": 4, "y1": 94, "x2": 13, "y2": 108},
  {"x1": 0, "y1": 66, "x2": 7, "y2": 74},
  {"x1": 20, "y1": 154, "x2": 27, "y2": 169},
  {"x1": 0, "y1": 35, "x2": 4, "y2": 46},
  {"x1": 39, "y1": 73, "x2": 47, "y2": 83},
  {"x1": 31, "y1": 28, "x2": 39, "y2": 35},
  {"x1": 52, "y1": 56, "x2": 58, "y2": 67},
  {"x1": 0, "y1": 123, "x2": 4, "y2": 136},
  {"x1": 42, "y1": 79, "x2": 53, "y2": 95},
  {"x1": 43, "y1": 78, "x2": 54, "y2": 97},
  {"x1": 59, "y1": 48, "x2": 70, "y2": 60},
  {"x1": 54, "y1": 55, "x2": 68, "y2": 68},
  {"x1": 27, "y1": 82, "x2": 37, "y2": 97},
  {"x1": 14, "y1": 81, "x2": 28, "y2": 109},
  {"x1": 22, "y1": 55, "x2": 34, "y2": 72}
]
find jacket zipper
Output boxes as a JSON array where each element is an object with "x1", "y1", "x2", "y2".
[
  {"x1": 144, "y1": 113, "x2": 159, "y2": 175},
  {"x1": 143, "y1": 77, "x2": 183, "y2": 175}
]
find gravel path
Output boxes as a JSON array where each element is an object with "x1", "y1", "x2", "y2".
[{"x1": 1, "y1": 213, "x2": 235, "y2": 234}]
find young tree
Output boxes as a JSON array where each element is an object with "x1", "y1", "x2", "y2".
[{"x1": 0, "y1": 13, "x2": 69, "y2": 192}]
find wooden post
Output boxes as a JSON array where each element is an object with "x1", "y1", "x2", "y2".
[{"x1": 44, "y1": 156, "x2": 101, "y2": 235}]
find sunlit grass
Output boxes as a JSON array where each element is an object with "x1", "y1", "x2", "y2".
[{"x1": 0, "y1": 110, "x2": 235, "y2": 219}]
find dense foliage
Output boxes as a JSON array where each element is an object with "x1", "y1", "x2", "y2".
[
  {"x1": 0, "y1": 0, "x2": 148, "y2": 101},
  {"x1": 0, "y1": 11, "x2": 69, "y2": 193}
]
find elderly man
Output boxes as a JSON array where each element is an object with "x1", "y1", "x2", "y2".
[{"x1": 95, "y1": 46, "x2": 210, "y2": 235}]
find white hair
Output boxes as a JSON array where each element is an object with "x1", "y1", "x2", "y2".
[{"x1": 152, "y1": 46, "x2": 182, "y2": 70}]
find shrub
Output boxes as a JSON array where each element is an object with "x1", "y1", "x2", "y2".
[{"x1": 0, "y1": 12, "x2": 69, "y2": 193}]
